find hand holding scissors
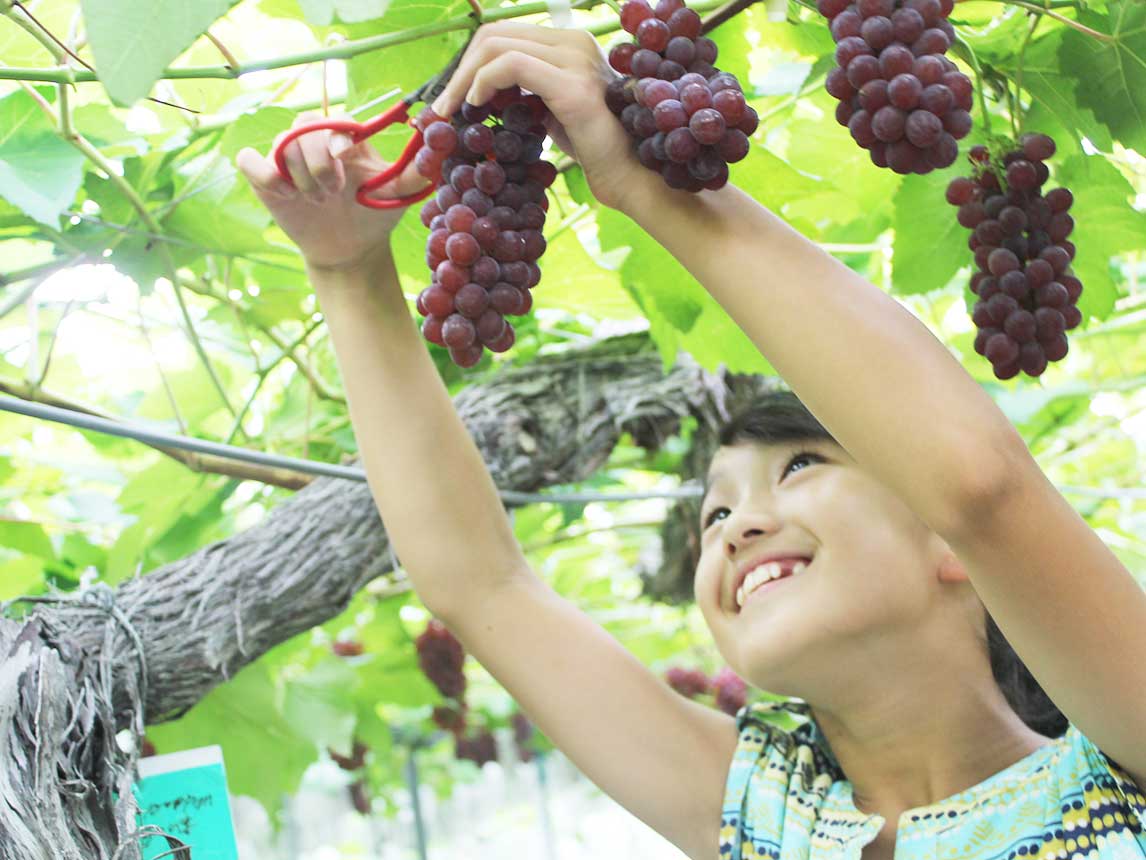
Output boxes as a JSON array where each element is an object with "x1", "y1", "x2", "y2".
[{"x1": 270, "y1": 32, "x2": 475, "y2": 210}]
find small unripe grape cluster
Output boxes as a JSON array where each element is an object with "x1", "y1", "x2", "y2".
[
  {"x1": 411, "y1": 88, "x2": 557, "y2": 368},
  {"x1": 604, "y1": 0, "x2": 758, "y2": 191},
  {"x1": 818, "y1": 0, "x2": 972, "y2": 174},
  {"x1": 415, "y1": 619, "x2": 467, "y2": 701},
  {"x1": 946, "y1": 133, "x2": 1082, "y2": 379}
]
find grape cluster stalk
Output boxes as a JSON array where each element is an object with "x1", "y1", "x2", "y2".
[
  {"x1": 411, "y1": 89, "x2": 557, "y2": 368},
  {"x1": 604, "y1": 0, "x2": 758, "y2": 191},
  {"x1": 946, "y1": 133, "x2": 1082, "y2": 379},
  {"x1": 415, "y1": 619, "x2": 467, "y2": 701},
  {"x1": 818, "y1": 0, "x2": 972, "y2": 174}
]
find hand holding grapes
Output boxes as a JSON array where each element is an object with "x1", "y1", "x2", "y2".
[
  {"x1": 235, "y1": 112, "x2": 429, "y2": 272},
  {"x1": 429, "y1": 21, "x2": 645, "y2": 211}
]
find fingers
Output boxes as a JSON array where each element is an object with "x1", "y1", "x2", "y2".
[
  {"x1": 297, "y1": 127, "x2": 346, "y2": 197},
  {"x1": 235, "y1": 147, "x2": 296, "y2": 202},
  {"x1": 268, "y1": 114, "x2": 360, "y2": 201},
  {"x1": 432, "y1": 26, "x2": 588, "y2": 117},
  {"x1": 456, "y1": 50, "x2": 574, "y2": 118}
]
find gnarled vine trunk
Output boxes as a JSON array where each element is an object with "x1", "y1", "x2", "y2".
[{"x1": 0, "y1": 331, "x2": 777, "y2": 859}]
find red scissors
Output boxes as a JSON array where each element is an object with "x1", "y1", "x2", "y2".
[{"x1": 273, "y1": 32, "x2": 474, "y2": 210}]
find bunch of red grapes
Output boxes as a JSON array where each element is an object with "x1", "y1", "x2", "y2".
[
  {"x1": 454, "y1": 729, "x2": 499, "y2": 767},
  {"x1": 712, "y1": 666, "x2": 747, "y2": 716},
  {"x1": 512, "y1": 712, "x2": 536, "y2": 763},
  {"x1": 947, "y1": 133, "x2": 1081, "y2": 379},
  {"x1": 818, "y1": 0, "x2": 972, "y2": 174},
  {"x1": 411, "y1": 90, "x2": 557, "y2": 368},
  {"x1": 604, "y1": 0, "x2": 758, "y2": 191},
  {"x1": 664, "y1": 665, "x2": 712, "y2": 699},
  {"x1": 415, "y1": 619, "x2": 467, "y2": 701}
]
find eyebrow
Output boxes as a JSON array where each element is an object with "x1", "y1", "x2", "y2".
[{"x1": 700, "y1": 440, "x2": 827, "y2": 508}]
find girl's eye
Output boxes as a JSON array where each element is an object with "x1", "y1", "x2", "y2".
[
  {"x1": 701, "y1": 451, "x2": 822, "y2": 529},
  {"x1": 783, "y1": 450, "x2": 821, "y2": 479}
]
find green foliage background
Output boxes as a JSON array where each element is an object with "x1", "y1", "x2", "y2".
[{"x1": 1, "y1": 0, "x2": 1144, "y2": 823}]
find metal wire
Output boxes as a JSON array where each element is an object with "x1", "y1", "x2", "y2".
[
  {"x1": 2, "y1": 395, "x2": 1140, "y2": 502},
  {"x1": 0, "y1": 395, "x2": 706, "y2": 504}
]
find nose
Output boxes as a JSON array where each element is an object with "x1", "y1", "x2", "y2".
[{"x1": 722, "y1": 508, "x2": 778, "y2": 559}]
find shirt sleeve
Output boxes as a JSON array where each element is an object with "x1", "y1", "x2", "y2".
[{"x1": 1065, "y1": 724, "x2": 1146, "y2": 848}]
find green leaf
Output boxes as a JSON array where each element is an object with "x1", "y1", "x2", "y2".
[
  {"x1": 982, "y1": 28, "x2": 1112, "y2": 151},
  {"x1": 0, "y1": 557, "x2": 45, "y2": 602},
  {"x1": 1054, "y1": 153, "x2": 1145, "y2": 321},
  {"x1": 81, "y1": 0, "x2": 242, "y2": 106},
  {"x1": 281, "y1": 659, "x2": 358, "y2": 752},
  {"x1": 0, "y1": 90, "x2": 85, "y2": 227},
  {"x1": 163, "y1": 155, "x2": 272, "y2": 255},
  {"x1": 146, "y1": 661, "x2": 317, "y2": 816},
  {"x1": 343, "y1": 1, "x2": 470, "y2": 110},
  {"x1": 891, "y1": 171, "x2": 967, "y2": 295},
  {"x1": 0, "y1": 520, "x2": 55, "y2": 561},
  {"x1": 219, "y1": 107, "x2": 296, "y2": 162},
  {"x1": 1059, "y1": 2, "x2": 1146, "y2": 152}
]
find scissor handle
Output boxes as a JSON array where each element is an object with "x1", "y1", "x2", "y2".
[{"x1": 271, "y1": 99, "x2": 435, "y2": 210}]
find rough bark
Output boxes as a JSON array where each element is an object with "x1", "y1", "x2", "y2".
[{"x1": 0, "y1": 331, "x2": 774, "y2": 859}]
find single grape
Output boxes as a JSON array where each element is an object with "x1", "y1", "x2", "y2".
[
  {"x1": 654, "y1": 99, "x2": 689, "y2": 132},
  {"x1": 904, "y1": 110, "x2": 941, "y2": 147},
  {"x1": 872, "y1": 106, "x2": 907, "y2": 143},
  {"x1": 945, "y1": 176, "x2": 975, "y2": 205},
  {"x1": 888, "y1": 74, "x2": 923, "y2": 110},
  {"x1": 621, "y1": 0, "x2": 654, "y2": 34},
  {"x1": 637, "y1": 17, "x2": 671, "y2": 51},
  {"x1": 665, "y1": 126, "x2": 701, "y2": 161},
  {"x1": 689, "y1": 109, "x2": 726, "y2": 145},
  {"x1": 1045, "y1": 187, "x2": 1073, "y2": 213}
]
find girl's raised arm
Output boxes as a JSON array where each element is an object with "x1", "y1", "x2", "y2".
[{"x1": 237, "y1": 116, "x2": 740, "y2": 860}]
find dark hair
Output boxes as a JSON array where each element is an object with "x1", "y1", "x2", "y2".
[{"x1": 717, "y1": 389, "x2": 1069, "y2": 738}]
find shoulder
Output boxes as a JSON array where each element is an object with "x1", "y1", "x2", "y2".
[
  {"x1": 1058, "y1": 724, "x2": 1146, "y2": 823},
  {"x1": 720, "y1": 700, "x2": 849, "y2": 859}
]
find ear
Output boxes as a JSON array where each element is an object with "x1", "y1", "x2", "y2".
[{"x1": 935, "y1": 544, "x2": 972, "y2": 585}]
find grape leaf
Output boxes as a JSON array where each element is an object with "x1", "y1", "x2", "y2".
[
  {"x1": 343, "y1": 1, "x2": 469, "y2": 111},
  {"x1": 982, "y1": 29, "x2": 1112, "y2": 151},
  {"x1": 1054, "y1": 153, "x2": 1145, "y2": 321},
  {"x1": 0, "y1": 90, "x2": 85, "y2": 227},
  {"x1": 1058, "y1": 1, "x2": 1146, "y2": 152},
  {"x1": 891, "y1": 170, "x2": 968, "y2": 296},
  {"x1": 146, "y1": 661, "x2": 317, "y2": 816},
  {"x1": 81, "y1": 0, "x2": 241, "y2": 106}
]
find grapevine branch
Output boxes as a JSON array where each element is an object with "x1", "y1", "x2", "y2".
[
  {"x1": 955, "y1": 0, "x2": 1114, "y2": 43},
  {"x1": 700, "y1": 0, "x2": 762, "y2": 36},
  {"x1": 0, "y1": 0, "x2": 726, "y2": 85}
]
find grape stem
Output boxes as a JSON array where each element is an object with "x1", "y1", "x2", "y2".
[
  {"x1": 700, "y1": 0, "x2": 762, "y2": 36},
  {"x1": 1013, "y1": 12, "x2": 1041, "y2": 138},
  {"x1": 955, "y1": 0, "x2": 1114, "y2": 43},
  {"x1": 955, "y1": 35, "x2": 993, "y2": 138},
  {"x1": 599, "y1": 0, "x2": 623, "y2": 13}
]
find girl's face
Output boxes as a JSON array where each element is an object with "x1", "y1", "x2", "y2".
[{"x1": 694, "y1": 439, "x2": 971, "y2": 700}]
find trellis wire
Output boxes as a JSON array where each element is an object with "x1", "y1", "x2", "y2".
[{"x1": 2, "y1": 395, "x2": 1141, "y2": 502}]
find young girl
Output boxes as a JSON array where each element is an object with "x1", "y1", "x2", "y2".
[{"x1": 236, "y1": 21, "x2": 1146, "y2": 860}]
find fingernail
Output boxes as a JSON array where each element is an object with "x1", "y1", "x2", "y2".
[
  {"x1": 330, "y1": 134, "x2": 353, "y2": 157},
  {"x1": 430, "y1": 96, "x2": 447, "y2": 117}
]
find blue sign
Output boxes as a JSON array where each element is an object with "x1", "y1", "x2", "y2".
[{"x1": 133, "y1": 746, "x2": 239, "y2": 860}]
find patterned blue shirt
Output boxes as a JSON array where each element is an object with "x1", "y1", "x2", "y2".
[{"x1": 721, "y1": 699, "x2": 1146, "y2": 859}]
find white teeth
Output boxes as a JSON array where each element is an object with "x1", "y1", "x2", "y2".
[{"x1": 735, "y1": 559, "x2": 810, "y2": 610}]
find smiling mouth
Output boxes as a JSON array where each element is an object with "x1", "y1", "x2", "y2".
[{"x1": 734, "y1": 559, "x2": 812, "y2": 612}]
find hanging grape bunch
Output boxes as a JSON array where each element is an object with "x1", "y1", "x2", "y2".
[
  {"x1": 455, "y1": 729, "x2": 499, "y2": 767},
  {"x1": 946, "y1": 133, "x2": 1082, "y2": 380},
  {"x1": 604, "y1": 0, "x2": 758, "y2": 191},
  {"x1": 664, "y1": 665, "x2": 712, "y2": 699},
  {"x1": 410, "y1": 89, "x2": 557, "y2": 369},
  {"x1": 818, "y1": 0, "x2": 972, "y2": 174},
  {"x1": 415, "y1": 618, "x2": 468, "y2": 700}
]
